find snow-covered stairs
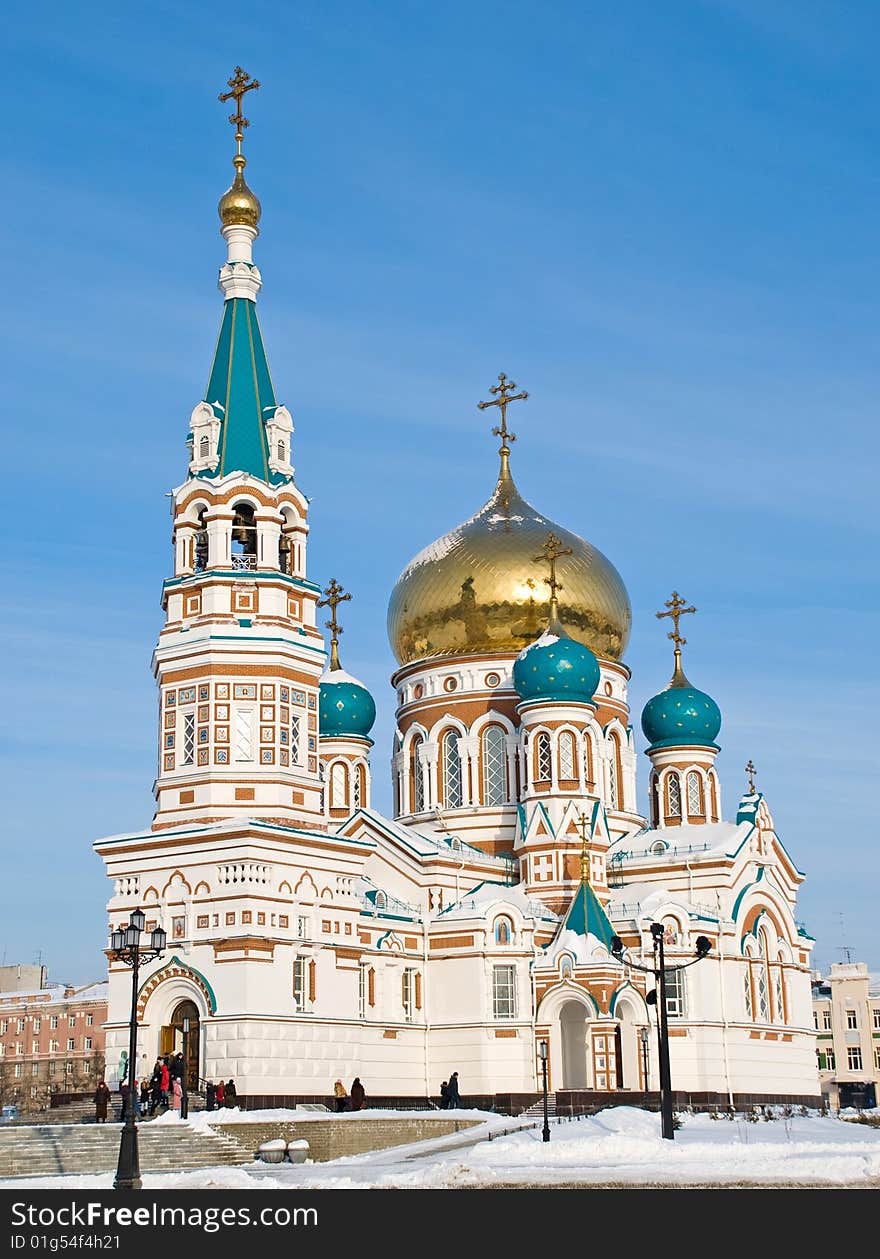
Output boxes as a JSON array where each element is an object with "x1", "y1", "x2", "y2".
[
  {"x1": 521, "y1": 1097, "x2": 558, "y2": 1119},
  {"x1": 0, "y1": 1122, "x2": 246, "y2": 1179}
]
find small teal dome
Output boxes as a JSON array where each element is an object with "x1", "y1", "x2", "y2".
[
  {"x1": 319, "y1": 668, "x2": 376, "y2": 740},
  {"x1": 641, "y1": 682, "x2": 721, "y2": 749},
  {"x1": 513, "y1": 629, "x2": 600, "y2": 705}
]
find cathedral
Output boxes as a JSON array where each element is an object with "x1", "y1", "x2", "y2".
[{"x1": 96, "y1": 73, "x2": 820, "y2": 1106}]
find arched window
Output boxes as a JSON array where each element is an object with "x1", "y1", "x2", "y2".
[
  {"x1": 330, "y1": 762, "x2": 348, "y2": 809},
  {"x1": 441, "y1": 730, "x2": 463, "y2": 809},
  {"x1": 352, "y1": 764, "x2": 366, "y2": 811},
  {"x1": 410, "y1": 736, "x2": 424, "y2": 813},
  {"x1": 743, "y1": 962, "x2": 754, "y2": 1020},
  {"x1": 774, "y1": 964, "x2": 785, "y2": 1025},
  {"x1": 560, "y1": 956, "x2": 573, "y2": 979},
  {"x1": 558, "y1": 731, "x2": 576, "y2": 781},
  {"x1": 686, "y1": 771, "x2": 704, "y2": 816},
  {"x1": 194, "y1": 508, "x2": 208, "y2": 573},
  {"x1": 231, "y1": 502, "x2": 257, "y2": 569},
  {"x1": 494, "y1": 917, "x2": 513, "y2": 945},
  {"x1": 582, "y1": 734, "x2": 595, "y2": 789},
  {"x1": 666, "y1": 773, "x2": 682, "y2": 818},
  {"x1": 199, "y1": 434, "x2": 210, "y2": 458},
  {"x1": 481, "y1": 725, "x2": 507, "y2": 806},
  {"x1": 755, "y1": 930, "x2": 770, "y2": 1021},
  {"x1": 535, "y1": 732, "x2": 552, "y2": 782},
  {"x1": 607, "y1": 734, "x2": 622, "y2": 809}
]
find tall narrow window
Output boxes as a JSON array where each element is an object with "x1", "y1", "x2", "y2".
[
  {"x1": 756, "y1": 932, "x2": 769, "y2": 1021},
  {"x1": 481, "y1": 726, "x2": 507, "y2": 806},
  {"x1": 686, "y1": 771, "x2": 704, "y2": 816},
  {"x1": 743, "y1": 966, "x2": 753, "y2": 1019},
  {"x1": 558, "y1": 731, "x2": 576, "y2": 781},
  {"x1": 402, "y1": 969, "x2": 416, "y2": 1022},
  {"x1": 293, "y1": 958, "x2": 308, "y2": 1011},
  {"x1": 536, "y1": 732, "x2": 552, "y2": 782},
  {"x1": 290, "y1": 715, "x2": 301, "y2": 765},
  {"x1": 608, "y1": 735, "x2": 623, "y2": 809},
  {"x1": 492, "y1": 965, "x2": 517, "y2": 1019},
  {"x1": 411, "y1": 736, "x2": 424, "y2": 812},
  {"x1": 352, "y1": 764, "x2": 365, "y2": 810},
  {"x1": 182, "y1": 713, "x2": 195, "y2": 765},
  {"x1": 441, "y1": 730, "x2": 462, "y2": 808},
  {"x1": 774, "y1": 968, "x2": 785, "y2": 1025},
  {"x1": 666, "y1": 773, "x2": 681, "y2": 818},
  {"x1": 582, "y1": 735, "x2": 594, "y2": 788},
  {"x1": 663, "y1": 968, "x2": 686, "y2": 1019},
  {"x1": 358, "y1": 963, "x2": 369, "y2": 1019},
  {"x1": 278, "y1": 440, "x2": 286, "y2": 462},
  {"x1": 330, "y1": 762, "x2": 347, "y2": 808},
  {"x1": 235, "y1": 710, "x2": 253, "y2": 762}
]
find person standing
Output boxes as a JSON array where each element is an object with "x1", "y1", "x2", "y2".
[
  {"x1": 159, "y1": 1059, "x2": 170, "y2": 1108},
  {"x1": 171, "y1": 1077, "x2": 183, "y2": 1114},
  {"x1": 333, "y1": 1080, "x2": 348, "y2": 1113},
  {"x1": 215, "y1": 1079, "x2": 225, "y2": 1108},
  {"x1": 205, "y1": 1081, "x2": 216, "y2": 1112},
  {"x1": 439, "y1": 1080, "x2": 449, "y2": 1110},
  {"x1": 447, "y1": 1072, "x2": 461, "y2": 1108},
  {"x1": 139, "y1": 1080, "x2": 149, "y2": 1111},
  {"x1": 94, "y1": 1080, "x2": 111, "y2": 1124},
  {"x1": 350, "y1": 1078, "x2": 365, "y2": 1111},
  {"x1": 225, "y1": 1079, "x2": 237, "y2": 1108},
  {"x1": 118, "y1": 1080, "x2": 130, "y2": 1123}
]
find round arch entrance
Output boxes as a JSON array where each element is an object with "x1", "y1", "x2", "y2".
[
  {"x1": 560, "y1": 1000, "x2": 588, "y2": 1090},
  {"x1": 163, "y1": 1000, "x2": 200, "y2": 1090}
]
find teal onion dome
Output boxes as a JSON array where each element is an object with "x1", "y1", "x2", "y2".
[
  {"x1": 641, "y1": 678, "x2": 721, "y2": 749},
  {"x1": 319, "y1": 667, "x2": 376, "y2": 740},
  {"x1": 513, "y1": 629, "x2": 601, "y2": 705}
]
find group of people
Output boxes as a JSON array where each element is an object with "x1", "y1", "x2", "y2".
[
  {"x1": 95, "y1": 1053, "x2": 222, "y2": 1122},
  {"x1": 439, "y1": 1072, "x2": 461, "y2": 1109},
  {"x1": 205, "y1": 1079, "x2": 237, "y2": 1111},
  {"x1": 332, "y1": 1078, "x2": 366, "y2": 1112}
]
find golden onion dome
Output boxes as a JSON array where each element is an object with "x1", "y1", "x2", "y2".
[
  {"x1": 218, "y1": 155, "x2": 261, "y2": 230},
  {"x1": 388, "y1": 462, "x2": 632, "y2": 666}
]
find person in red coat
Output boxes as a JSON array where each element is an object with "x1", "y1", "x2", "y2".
[
  {"x1": 159, "y1": 1059, "x2": 170, "y2": 1108},
  {"x1": 215, "y1": 1080, "x2": 226, "y2": 1107}
]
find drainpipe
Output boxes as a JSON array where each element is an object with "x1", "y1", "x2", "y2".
[
  {"x1": 530, "y1": 925, "x2": 540, "y2": 1091},
  {"x1": 422, "y1": 903, "x2": 431, "y2": 1102},
  {"x1": 715, "y1": 891, "x2": 734, "y2": 1108}
]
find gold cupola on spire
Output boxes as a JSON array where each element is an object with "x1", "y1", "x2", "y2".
[
  {"x1": 387, "y1": 374, "x2": 632, "y2": 665},
  {"x1": 218, "y1": 66, "x2": 262, "y2": 231}
]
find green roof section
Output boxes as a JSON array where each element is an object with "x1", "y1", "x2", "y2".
[
  {"x1": 562, "y1": 878, "x2": 617, "y2": 952},
  {"x1": 201, "y1": 297, "x2": 288, "y2": 485}
]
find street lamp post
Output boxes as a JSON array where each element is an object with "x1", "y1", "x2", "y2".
[
  {"x1": 109, "y1": 911, "x2": 167, "y2": 1190},
  {"x1": 611, "y1": 925, "x2": 711, "y2": 1141},
  {"x1": 639, "y1": 1025, "x2": 650, "y2": 1092},
  {"x1": 181, "y1": 1017, "x2": 190, "y2": 1121},
  {"x1": 538, "y1": 1040, "x2": 550, "y2": 1143}
]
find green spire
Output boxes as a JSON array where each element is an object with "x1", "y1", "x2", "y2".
[
  {"x1": 200, "y1": 298, "x2": 287, "y2": 484},
  {"x1": 561, "y1": 878, "x2": 618, "y2": 952}
]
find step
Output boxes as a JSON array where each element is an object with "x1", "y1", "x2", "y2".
[{"x1": 0, "y1": 1123, "x2": 247, "y2": 1179}]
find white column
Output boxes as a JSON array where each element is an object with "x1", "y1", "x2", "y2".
[{"x1": 205, "y1": 510, "x2": 233, "y2": 568}]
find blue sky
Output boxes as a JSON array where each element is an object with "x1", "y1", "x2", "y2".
[{"x1": 2, "y1": 1, "x2": 877, "y2": 980}]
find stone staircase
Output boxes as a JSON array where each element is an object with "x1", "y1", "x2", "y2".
[
  {"x1": 521, "y1": 1096, "x2": 558, "y2": 1119},
  {"x1": 0, "y1": 1122, "x2": 247, "y2": 1180}
]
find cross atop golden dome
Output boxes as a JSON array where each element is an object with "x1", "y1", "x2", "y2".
[
  {"x1": 477, "y1": 372, "x2": 529, "y2": 482},
  {"x1": 217, "y1": 67, "x2": 262, "y2": 231}
]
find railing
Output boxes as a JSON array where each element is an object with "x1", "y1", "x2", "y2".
[{"x1": 231, "y1": 554, "x2": 257, "y2": 571}]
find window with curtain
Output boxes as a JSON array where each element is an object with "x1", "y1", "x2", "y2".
[
  {"x1": 481, "y1": 725, "x2": 507, "y2": 806},
  {"x1": 442, "y1": 730, "x2": 463, "y2": 808}
]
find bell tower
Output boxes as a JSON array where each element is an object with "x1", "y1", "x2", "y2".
[{"x1": 152, "y1": 69, "x2": 326, "y2": 831}]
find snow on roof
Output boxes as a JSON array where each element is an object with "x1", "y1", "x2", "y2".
[
  {"x1": 437, "y1": 880, "x2": 558, "y2": 923},
  {"x1": 320, "y1": 666, "x2": 367, "y2": 688},
  {"x1": 608, "y1": 883, "x2": 720, "y2": 925},
  {"x1": 0, "y1": 980, "x2": 108, "y2": 1006},
  {"x1": 516, "y1": 630, "x2": 560, "y2": 660},
  {"x1": 544, "y1": 926, "x2": 613, "y2": 965},
  {"x1": 609, "y1": 821, "x2": 748, "y2": 862}
]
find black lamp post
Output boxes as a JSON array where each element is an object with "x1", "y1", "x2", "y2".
[
  {"x1": 538, "y1": 1039, "x2": 550, "y2": 1142},
  {"x1": 180, "y1": 1017, "x2": 190, "y2": 1121},
  {"x1": 611, "y1": 925, "x2": 711, "y2": 1141},
  {"x1": 639, "y1": 1025, "x2": 650, "y2": 1091},
  {"x1": 109, "y1": 911, "x2": 166, "y2": 1190}
]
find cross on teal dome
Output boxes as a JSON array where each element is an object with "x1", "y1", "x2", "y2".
[
  {"x1": 319, "y1": 667, "x2": 376, "y2": 741},
  {"x1": 641, "y1": 677, "x2": 721, "y2": 749},
  {"x1": 513, "y1": 628, "x2": 600, "y2": 705}
]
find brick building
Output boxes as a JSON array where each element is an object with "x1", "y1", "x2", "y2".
[{"x1": 0, "y1": 978, "x2": 108, "y2": 1114}]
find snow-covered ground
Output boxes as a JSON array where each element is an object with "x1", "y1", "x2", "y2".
[{"x1": 3, "y1": 1107, "x2": 879, "y2": 1189}]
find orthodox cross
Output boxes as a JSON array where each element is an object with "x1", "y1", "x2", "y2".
[
  {"x1": 478, "y1": 373, "x2": 528, "y2": 475},
  {"x1": 318, "y1": 578, "x2": 351, "y2": 671},
  {"x1": 533, "y1": 532, "x2": 573, "y2": 622},
  {"x1": 219, "y1": 66, "x2": 261, "y2": 155},
  {"x1": 745, "y1": 759, "x2": 757, "y2": 794},
  {"x1": 577, "y1": 811, "x2": 591, "y2": 883},
  {"x1": 656, "y1": 590, "x2": 696, "y2": 683}
]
